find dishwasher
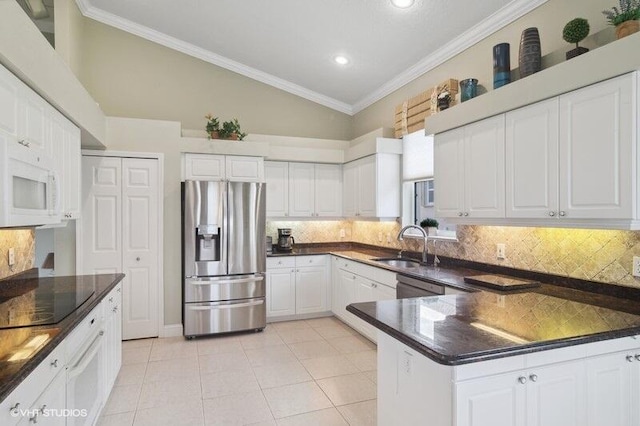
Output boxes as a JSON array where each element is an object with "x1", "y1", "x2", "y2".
[{"x1": 396, "y1": 274, "x2": 445, "y2": 298}]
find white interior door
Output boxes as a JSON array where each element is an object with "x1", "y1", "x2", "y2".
[
  {"x1": 80, "y1": 156, "x2": 122, "y2": 275},
  {"x1": 121, "y1": 158, "x2": 160, "y2": 339}
]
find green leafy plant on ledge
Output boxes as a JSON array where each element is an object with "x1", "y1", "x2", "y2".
[
  {"x1": 420, "y1": 218, "x2": 439, "y2": 228},
  {"x1": 602, "y1": 0, "x2": 640, "y2": 26},
  {"x1": 204, "y1": 114, "x2": 247, "y2": 141}
]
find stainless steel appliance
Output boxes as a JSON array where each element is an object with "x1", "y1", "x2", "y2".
[
  {"x1": 396, "y1": 274, "x2": 444, "y2": 299},
  {"x1": 182, "y1": 180, "x2": 266, "y2": 337},
  {"x1": 276, "y1": 228, "x2": 294, "y2": 252}
]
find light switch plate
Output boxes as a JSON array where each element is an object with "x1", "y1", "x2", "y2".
[
  {"x1": 633, "y1": 256, "x2": 640, "y2": 278},
  {"x1": 496, "y1": 244, "x2": 506, "y2": 260},
  {"x1": 8, "y1": 248, "x2": 15, "y2": 266}
]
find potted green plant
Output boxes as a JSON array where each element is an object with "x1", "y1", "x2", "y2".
[
  {"x1": 204, "y1": 114, "x2": 220, "y2": 139},
  {"x1": 602, "y1": 0, "x2": 640, "y2": 39},
  {"x1": 562, "y1": 18, "x2": 590, "y2": 59},
  {"x1": 420, "y1": 218, "x2": 439, "y2": 236},
  {"x1": 219, "y1": 119, "x2": 247, "y2": 141}
]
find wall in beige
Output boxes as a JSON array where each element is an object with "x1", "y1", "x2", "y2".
[
  {"x1": 78, "y1": 19, "x2": 352, "y2": 140},
  {"x1": 54, "y1": 0, "x2": 85, "y2": 77},
  {"x1": 352, "y1": 0, "x2": 615, "y2": 137}
]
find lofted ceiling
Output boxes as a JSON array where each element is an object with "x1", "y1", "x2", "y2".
[{"x1": 75, "y1": 0, "x2": 547, "y2": 115}]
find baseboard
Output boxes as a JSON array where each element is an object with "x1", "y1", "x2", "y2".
[
  {"x1": 266, "y1": 311, "x2": 334, "y2": 323},
  {"x1": 160, "y1": 323, "x2": 184, "y2": 338}
]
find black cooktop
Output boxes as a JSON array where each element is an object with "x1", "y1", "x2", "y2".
[{"x1": 0, "y1": 274, "x2": 95, "y2": 330}]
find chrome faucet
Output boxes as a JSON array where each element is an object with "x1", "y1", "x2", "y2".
[{"x1": 397, "y1": 225, "x2": 428, "y2": 263}]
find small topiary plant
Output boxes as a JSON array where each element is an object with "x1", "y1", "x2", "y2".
[{"x1": 562, "y1": 18, "x2": 590, "y2": 48}]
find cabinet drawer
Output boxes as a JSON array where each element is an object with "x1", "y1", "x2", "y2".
[
  {"x1": 338, "y1": 258, "x2": 369, "y2": 277},
  {"x1": 0, "y1": 342, "x2": 65, "y2": 426},
  {"x1": 267, "y1": 257, "x2": 296, "y2": 269},
  {"x1": 295, "y1": 255, "x2": 327, "y2": 268},
  {"x1": 64, "y1": 304, "x2": 103, "y2": 360}
]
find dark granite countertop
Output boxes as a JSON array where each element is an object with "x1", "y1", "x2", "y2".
[{"x1": 0, "y1": 271, "x2": 125, "y2": 402}]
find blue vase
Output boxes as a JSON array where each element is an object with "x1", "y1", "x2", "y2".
[
  {"x1": 493, "y1": 43, "x2": 511, "y2": 89},
  {"x1": 460, "y1": 78, "x2": 478, "y2": 102}
]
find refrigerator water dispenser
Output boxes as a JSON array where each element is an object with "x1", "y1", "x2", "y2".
[{"x1": 196, "y1": 224, "x2": 220, "y2": 261}]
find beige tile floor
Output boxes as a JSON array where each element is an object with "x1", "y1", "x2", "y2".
[{"x1": 98, "y1": 317, "x2": 377, "y2": 426}]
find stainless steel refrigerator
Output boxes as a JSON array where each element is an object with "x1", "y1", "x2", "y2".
[{"x1": 182, "y1": 180, "x2": 266, "y2": 337}]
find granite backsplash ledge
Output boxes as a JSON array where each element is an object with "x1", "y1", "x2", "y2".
[{"x1": 267, "y1": 220, "x2": 640, "y2": 289}]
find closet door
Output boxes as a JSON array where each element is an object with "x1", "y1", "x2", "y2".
[
  {"x1": 80, "y1": 156, "x2": 123, "y2": 275},
  {"x1": 121, "y1": 158, "x2": 160, "y2": 340}
]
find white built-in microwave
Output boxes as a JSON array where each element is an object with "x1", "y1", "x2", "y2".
[{"x1": 0, "y1": 133, "x2": 61, "y2": 227}]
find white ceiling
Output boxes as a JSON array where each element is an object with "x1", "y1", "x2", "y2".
[{"x1": 76, "y1": 0, "x2": 547, "y2": 115}]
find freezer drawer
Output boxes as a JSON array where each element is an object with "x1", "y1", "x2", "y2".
[
  {"x1": 184, "y1": 298, "x2": 266, "y2": 336},
  {"x1": 184, "y1": 274, "x2": 265, "y2": 303}
]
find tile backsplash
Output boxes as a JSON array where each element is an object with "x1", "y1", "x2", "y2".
[
  {"x1": 268, "y1": 220, "x2": 640, "y2": 288},
  {"x1": 0, "y1": 229, "x2": 35, "y2": 279}
]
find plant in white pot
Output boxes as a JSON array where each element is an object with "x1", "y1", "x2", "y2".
[{"x1": 420, "y1": 218, "x2": 439, "y2": 236}]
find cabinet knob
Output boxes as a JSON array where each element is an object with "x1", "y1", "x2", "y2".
[
  {"x1": 291, "y1": 269, "x2": 295, "y2": 273},
  {"x1": 284, "y1": 213, "x2": 288, "y2": 217},
  {"x1": 463, "y1": 212, "x2": 469, "y2": 217},
  {"x1": 309, "y1": 259, "x2": 312, "y2": 263},
  {"x1": 559, "y1": 211, "x2": 566, "y2": 217},
  {"x1": 136, "y1": 257, "x2": 141, "y2": 262},
  {"x1": 548, "y1": 211, "x2": 555, "y2": 217},
  {"x1": 278, "y1": 261, "x2": 282, "y2": 265},
  {"x1": 117, "y1": 287, "x2": 121, "y2": 293},
  {"x1": 627, "y1": 355, "x2": 634, "y2": 362},
  {"x1": 39, "y1": 405, "x2": 46, "y2": 414},
  {"x1": 10, "y1": 402, "x2": 21, "y2": 413},
  {"x1": 458, "y1": 212, "x2": 463, "y2": 217},
  {"x1": 113, "y1": 306, "x2": 118, "y2": 313},
  {"x1": 635, "y1": 354, "x2": 640, "y2": 361},
  {"x1": 529, "y1": 374, "x2": 538, "y2": 382},
  {"x1": 517, "y1": 376, "x2": 527, "y2": 384},
  {"x1": 109, "y1": 297, "x2": 113, "y2": 302},
  {"x1": 29, "y1": 412, "x2": 38, "y2": 423},
  {"x1": 50, "y1": 359, "x2": 58, "y2": 368}
]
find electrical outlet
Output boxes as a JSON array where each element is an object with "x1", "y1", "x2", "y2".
[
  {"x1": 633, "y1": 256, "x2": 640, "y2": 278},
  {"x1": 386, "y1": 233, "x2": 392, "y2": 243},
  {"x1": 496, "y1": 243, "x2": 506, "y2": 260},
  {"x1": 339, "y1": 229, "x2": 345, "y2": 238},
  {"x1": 378, "y1": 232, "x2": 383, "y2": 242},
  {"x1": 8, "y1": 248, "x2": 15, "y2": 266}
]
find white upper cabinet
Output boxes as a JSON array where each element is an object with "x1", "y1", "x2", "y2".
[
  {"x1": 436, "y1": 72, "x2": 640, "y2": 229},
  {"x1": 435, "y1": 116, "x2": 505, "y2": 219},
  {"x1": 558, "y1": 74, "x2": 635, "y2": 220},
  {"x1": 506, "y1": 98, "x2": 559, "y2": 219},
  {"x1": 0, "y1": 65, "x2": 20, "y2": 139},
  {"x1": 266, "y1": 161, "x2": 342, "y2": 218},
  {"x1": 343, "y1": 154, "x2": 400, "y2": 219},
  {"x1": 50, "y1": 110, "x2": 81, "y2": 220},
  {"x1": 265, "y1": 161, "x2": 289, "y2": 217},
  {"x1": 184, "y1": 153, "x2": 264, "y2": 182}
]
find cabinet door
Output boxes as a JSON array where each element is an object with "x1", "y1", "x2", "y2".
[
  {"x1": 265, "y1": 161, "x2": 289, "y2": 217},
  {"x1": 314, "y1": 164, "x2": 342, "y2": 217},
  {"x1": 434, "y1": 128, "x2": 465, "y2": 218},
  {"x1": 266, "y1": 268, "x2": 296, "y2": 317},
  {"x1": 295, "y1": 266, "x2": 327, "y2": 314},
  {"x1": 23, "y1": 371, "x2": 66, "y2": 426},
  {"x1": 63, "y1": 124, "x2": 82, "y2": 219},
  {"x1": 0, "y1": 65, "x2": 20, "y2": 139},
  {"x1": 225, "y1": 155, "x2": 264, "y2": 182},
  {"x1": 184, "y1": 153, "x2": 225, "y2": 181},
  {"x1": 343, "y1": 162, "x2": 358, "y2": 217},
  {"x1": 464, "y1": 115, "x2": 505, "y2": 218},
  {"x1": 357, "y1": 156, "x2": 377, "y2": 217},
  {"x1": 122, "y1": 158, "x2": 160, "y2": 340},
  {"x1": 336, "y1": 269, "x2": 357, "y2": 319},
  {"x1": 18, "y1": 87, "x2": 48, "y2": 154},
  {"x1": 586, "y1": 352, "x2": 632, "y2": 426},
  {"x1": 455, "y1": 373, "x2": 526, "y2": 426},
  {"x1": 288, "y1": 163, "x2": 315, "y2": 217},
  {"x1": 558, "y1": 74, "x2": 634, "y2": 220},
  {"x1": 527, "y1": 361, "x2": 586, "y2": 426},
  {"x1": 506, "y1": 99, "x2": 559, "y2": 219},
  {"x1": 374, "y1": 283, "x2": 396, "y2": 301},
  {"x1": 355, "y1": 277, "x2": 374, "y2": 303}
]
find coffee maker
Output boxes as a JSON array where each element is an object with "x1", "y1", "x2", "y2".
[{"x1": 276, "y1": 228, "x2": 295, "y2": 252}]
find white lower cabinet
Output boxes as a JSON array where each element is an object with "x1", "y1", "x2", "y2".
[
  {"x1": 102, "y1": 284, "x2": 123, "y2": 397},
  {"x1": 266, "y1": 256, "x2": 330, "y2": 320},
  {"x1": 378, "y1": 332, "x2": 640, "y2": 426},
  {"x1": 332, "y1": 257, "x2": 396, "y2": 342},
  {"x1": 18, "y1": 370, "x2": 66, "y2": 426}
]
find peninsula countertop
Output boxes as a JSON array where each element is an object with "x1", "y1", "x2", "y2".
[{"x1": 0, "y1": 271, "x2": 125, "y2": 401}]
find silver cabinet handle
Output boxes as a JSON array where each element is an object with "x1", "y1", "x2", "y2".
[
  {"x1": 109, "y1": 297, "x2": 113, "y2": 302},
  {"x1": 136, "y1": 257, "x2": 141, "y2": 261},
  {"x1": 117, "y1": 287, "x2": 121, "y2": 293},
  {"x1": 50, "y1": 359, "x2": 58, "y2": 368},
  {"x1": 559, "y1": 211, "x2": 566, "y2": 217},
  {"x1": 10, "y1": 402, "x2": 21, "y2": 413},
  {"x1": 277, "y1": 261, "x2": 283, "y2": 265},
  {"x1": 529, "y1": 374, "x2": 538, "y2": 382},
  {"x1": 291, "y1": 269, "x2": 295, "y2": 272},
  {"x1": 18, "y1": 139, "x2": 30, "y2": 148},
  {"x1": 189, "y1": 276, "x2": 264, "y2": 285},
  {"x1": 549, "y1": 211, "x2": 555, "y2": 217},
  {"x1": 189, "y1": 300, "x2": 264, "y2": 310},
  {"x1": 99, "y1": 330, "x2": 105, "y2": 336},
  {"x1": 458, "y1": 212, "x2": 463, "y2": 217},
  {"x1": 518, "y1": 376, "x2": 527, "y2": 384},
  {"x1": 309, "y1": 259, "x2": 313, "y2": 263},
  {"x1": 29, "y1": 412, "x2": 38, "y2": 423},
  {"x1": 113, "y1": 306, "x2": 118, "y2": 313},
  {"x1": 463, "y1": 212, "x2": 469, "y2": 217},
  {"x1": 635, "y1": 354, "x2": 640, "y2": 361},
  {"x1": 627, "y1": 355, "x2": 634, "y2": 362},
  {"x1": 39, "y1": 405, "x2": 46, "y2": 414},
  {"x1": 284, "y1": 213, "x2": 288, "y2": 216}
]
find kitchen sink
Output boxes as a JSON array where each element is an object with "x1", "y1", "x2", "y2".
[{"x1": 372, "y1": 258, "x2": 422, "y2": 269}]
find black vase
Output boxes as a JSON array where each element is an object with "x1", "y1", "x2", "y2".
[
  {"x1": 493, "y1": 43, "x2": 511, "y2": 89},
  {"x1": 519, "y1": 27, "x2": 541, "y2": 78}
]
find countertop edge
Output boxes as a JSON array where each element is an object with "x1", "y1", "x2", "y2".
[{"x1": 0, "y1": 273, "x2": 125, "y2": 402}]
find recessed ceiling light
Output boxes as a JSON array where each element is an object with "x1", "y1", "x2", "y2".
[
  {"x1": 391, "y1": 0, "x2": 415, "y2": 8},
  {"x1": 334, "y1": 56, "x2": 349, "y2": 65}
]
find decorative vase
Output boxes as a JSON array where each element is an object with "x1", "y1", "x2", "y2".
[
  {"x1": 566, "y1": 46, "x2": 589, "y2": 60},
  {"x1": 616, "y1": 20, "x2": 640, "y2": 39},
  {"x1": 518, "y1": 27, "x2": 541, "y2": 78},
  {"x1": 428, "y1": 227, "x2": 438, "y2": 237},
  {"x1": 493, "y1": 43, "x2": 511, "y2": 89},
  {"x1": 459, "y1": 78, "x2": 478, "y2": 102}
]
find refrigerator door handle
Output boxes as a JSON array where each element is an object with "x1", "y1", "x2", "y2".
[
  {"x1": 188, "y1": 300, "x2": 264, "y2": 310},
  {"x1": 188, "y1": 276, "x2": 265, "y2": 285}
]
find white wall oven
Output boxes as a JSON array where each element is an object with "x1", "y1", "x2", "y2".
[{"x1": 0, "y1": 133, "x2": 60, "y2": 227}]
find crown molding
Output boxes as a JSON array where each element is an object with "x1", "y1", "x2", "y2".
[
  {"x1": 351, "y1": 0, "x2": 549, "y2": 114},
  {"x1": 76, "y1": 0, "x2": 547, "y2": 117},
  {"x1": 74, "y1": 0, "x2": 354, "y2": 115}
]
